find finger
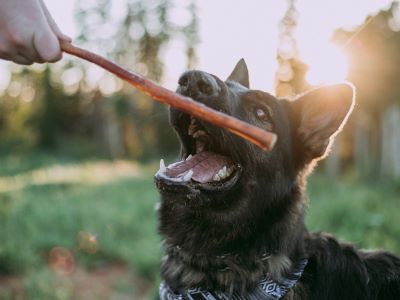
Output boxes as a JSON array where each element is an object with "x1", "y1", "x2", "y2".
[
  {"x1": 33, "y1": 22, "x2": 62, "y2": 62},
  {"x1": 39, "y1": 0, "x2": 72, "y2": 42},
  {"x1": 12, "y1": 35, "x2": 45, "y2": 63},
  {"x1": 0, "y1": 39, "x2": 18, "y2": 62},
  {"x1": 25, "y1": 39, "x2": 45, "y2": 63},
  {"x1": 13, "y1": 54, "x2": 34, "y2": 65}
]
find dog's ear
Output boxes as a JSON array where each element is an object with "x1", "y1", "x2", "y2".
[
  {"x1": 292, "y1": 83, "x2": 355, "y2": 161},
  {"x1": 227, "y1": 58, "x2": 250, "y2": 88}
]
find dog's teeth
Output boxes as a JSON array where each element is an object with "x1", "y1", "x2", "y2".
[
  {"x1": 218, "y1": 166, "x2": 227, "y2": 179},
  {"x1": 213, "y1": 174, "x2": 221, "y2": 181},
  {"x1": 160, "y1": 159, "x2": 166, "y2": 173},
  {"x1": 186, "y1": 154, "x2": 193, "y2": 161},
  {"x1": 183, "y1": 170, "x2": 194, "y2": 181}
]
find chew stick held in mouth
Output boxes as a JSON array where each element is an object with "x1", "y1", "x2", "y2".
[{"x1": 60, "y1": 41, "x2": 277, "y2": 151}]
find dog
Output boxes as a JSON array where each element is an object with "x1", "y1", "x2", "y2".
[{"x1": 154, "y1": 59, "x2": 400, "y2": 299}]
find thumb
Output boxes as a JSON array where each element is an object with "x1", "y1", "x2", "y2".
[{"x1": 33, "y1": 22, "x2": 62, "y2": 62}]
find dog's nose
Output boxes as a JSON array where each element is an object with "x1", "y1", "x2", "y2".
[{"x1": 178, "y1": 71, "x2": 220, "y2": 98}]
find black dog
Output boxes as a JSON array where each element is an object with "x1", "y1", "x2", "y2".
[{"x1": 154, "y1": 60, "x2": 400, "y2": 299}]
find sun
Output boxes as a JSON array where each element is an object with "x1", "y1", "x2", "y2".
[{"x1": 303, "y1": 43, "x2": 349, "y2": 85}]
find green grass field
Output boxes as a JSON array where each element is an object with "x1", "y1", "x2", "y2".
[{"x1": 0, "y1": 154, "x2": 399, "y2": 299}]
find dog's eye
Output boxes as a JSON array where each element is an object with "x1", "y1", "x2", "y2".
[{"x1": 255, "y1": 108, "x2": 269, "y2": 122}]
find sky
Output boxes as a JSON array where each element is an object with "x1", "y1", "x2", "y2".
[{"x1": 0, "y1": 0, "x2": 395, "y2": 94}]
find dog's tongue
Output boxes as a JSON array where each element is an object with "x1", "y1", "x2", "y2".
[{"x1": 166, "y1": 151, "x2": 232, "y2": 183}]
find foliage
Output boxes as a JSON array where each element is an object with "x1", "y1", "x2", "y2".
[
  {"x1": 0, "y1": 163, "x2": 160, "y2": 278},
  {"x1": 307, "y1": 173, "x2": 400, "y2": 252},
  {"x1": 0, "y1": 156, "x2": 161, "y2": 299}
]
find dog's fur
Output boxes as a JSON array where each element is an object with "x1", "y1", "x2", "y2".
[{"x1": 155, "y1": 60, "x2": 400, "y2": 299}]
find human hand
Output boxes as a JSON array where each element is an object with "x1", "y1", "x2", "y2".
[{"x1": 0, "y1": 0, "x2": 71, "y2": 65}]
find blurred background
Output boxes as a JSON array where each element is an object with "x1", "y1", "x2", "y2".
[{"x1": 1, "y1": 0, "x2": 400, "y2": 299}]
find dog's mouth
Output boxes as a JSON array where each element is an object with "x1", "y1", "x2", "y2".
[{"x1": 155, "y1": 115, "x2": 242, "y2": 192}]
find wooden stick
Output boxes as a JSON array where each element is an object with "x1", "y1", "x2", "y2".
[{"x1": 60, "y1": 40, "x2": 277, "y2": 150}]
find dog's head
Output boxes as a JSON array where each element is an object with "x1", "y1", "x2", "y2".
[{"x1": 155, "y1": 59, "x2": 355, "y2": 255}]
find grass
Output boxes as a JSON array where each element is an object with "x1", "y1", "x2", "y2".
[
  {"x1": 307, "y1": 174, "x2": 400, "y2": 253},
  {"x1": 0, "y1": 154, "x2": 161, "y2": 299},
  {"x1": 0, "y1": 154, "x2": 399, "y2": 299}
]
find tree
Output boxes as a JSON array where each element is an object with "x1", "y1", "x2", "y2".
[
  {"x1": 333, "y1": 2, "x2": 400, "y2": 178},
  {"x1": 275, "y1": 0, "x2": 308, "y2": 97}
]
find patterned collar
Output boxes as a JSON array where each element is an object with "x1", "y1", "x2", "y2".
[{"x1": 159, "y1": 258, "x2": 308, "y2": 300}]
